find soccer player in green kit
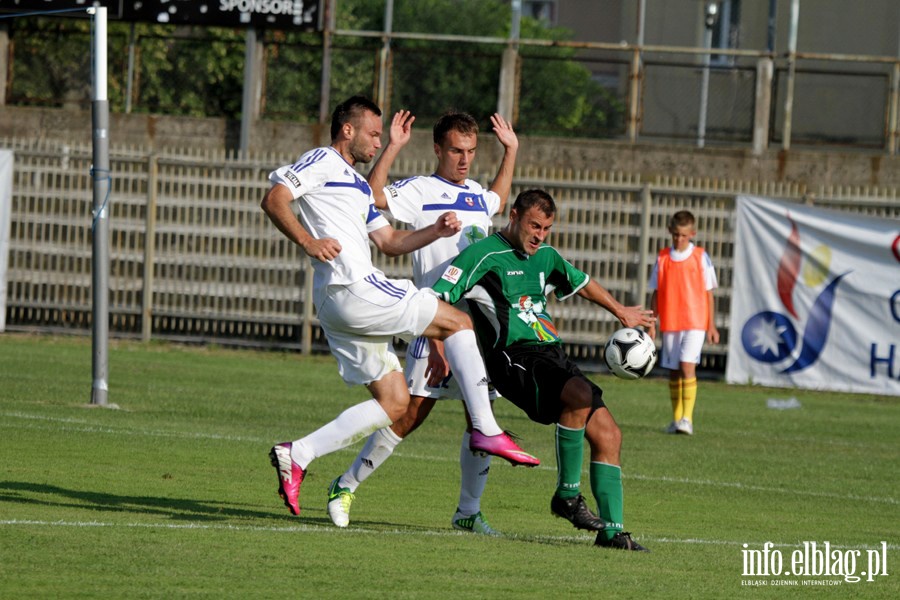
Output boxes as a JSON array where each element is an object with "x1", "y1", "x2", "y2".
[{"x1": 432, "y1": 189, "x2": 654, "y2": 551}]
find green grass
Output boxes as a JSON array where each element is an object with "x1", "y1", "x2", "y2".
[{"x1": 1, "y1": 333, "x2": 897, "y2": 598}]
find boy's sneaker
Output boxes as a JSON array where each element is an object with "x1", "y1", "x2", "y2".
[
  {"x1": 451, "y1": 510, "x2": 501, "y2": 536},
  {"x1": 326, "y1": 478, "x2": 355, "y2": 528},
  {"x1": 550, "y1": 493, "x2": 605, "y2": 531},
  {"x1": 269, "y1": 442, "x2": 305, "y2": 515},
  {"x1": 675, "y1": 418, "x2": 694, "y2": 435},
  {"x1": 665, "y1": 421, "x2": 678, "y2": 434},
  {"x1": 469, "y1": 430, "x2": 540, "y2": 467},
  {"x1": 594, "y1": 531, "x2": 650, "y2": 552}
]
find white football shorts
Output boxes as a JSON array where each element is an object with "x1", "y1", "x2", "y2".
[
  {"x1": 660, "y1": 329, "x2": 706, "y2": 370},
  {"x1": 315, "y1": 274, "x2": 439, "y2": 386}
]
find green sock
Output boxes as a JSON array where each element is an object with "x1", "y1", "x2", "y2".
[
  {"x1": 555, "y1": 424, "x2": 585, "y2": 499},
  {"x1": 590, "y1": 461, "x2": 624, "y2": 541}
]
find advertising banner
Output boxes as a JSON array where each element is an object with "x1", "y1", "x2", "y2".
[{"x1": 726, "y1": 195, "x2": 900, "y2": 395}]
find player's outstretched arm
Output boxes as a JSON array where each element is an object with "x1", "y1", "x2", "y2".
[
  {"x1": 578, "y1": 279, "x2": 654, "y2": 329},
  {"x1": 369, "y1": 211, "x2": 461, "y2": 257},
  {"x1": 487, "y1": 113, "x2": 518, "y2": 214},
  {"x1": 261, "y1": 184, "x2": 342, "y2": 261},
  {"x1": 367, "y1": 109, "x2": 415, "y2": 210}
]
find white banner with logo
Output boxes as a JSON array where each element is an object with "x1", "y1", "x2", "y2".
[{"x1": 726, "y1": 195, "x2": 900, "y2": 396}]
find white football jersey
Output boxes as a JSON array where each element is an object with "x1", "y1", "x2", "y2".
[
  {"x1": 385, "y1": 174, "x2": 501, "y2": 288},
  {"x1": 269, "y1": 147, "x2": 390, "y2": 294}
]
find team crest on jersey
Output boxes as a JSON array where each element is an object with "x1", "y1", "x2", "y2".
[
  {"x1": 515, "y1": 296, "x2": 560, "y2": 343},
  {"x1": 440, "y1": 265, "x2": 464, "y2": 284},
  {"x1": 464, "y1": 225, "x2": 487, "y2": 245}
]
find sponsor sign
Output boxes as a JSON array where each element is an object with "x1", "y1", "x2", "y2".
[
  {"x1": 726, "y1": 195, "x2": 900, "y2": 395},
  {"x1": 4, "y1": 0, "x2": 320, "y2": 30}
]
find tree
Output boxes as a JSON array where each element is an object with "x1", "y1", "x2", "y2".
[
  {"x1": 7, "y1": 2, "x2": 624, "y2": 137},
  {"x1": 334, "y1": 0, "x2": 624, "y2": 137}
]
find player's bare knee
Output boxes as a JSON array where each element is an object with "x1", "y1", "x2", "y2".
[
  {"x1": 393, "y1": 397, "x2": 435, "y2": 436},
  {"x1": 428, "y1": 302, "x2": 473, "y2": 338},
  {"x1": 587, "y1": 408, "x2": 621, "y2": 449},
  {"x1": 605, "y1": 422, "x2": 623, "y2": 450},
  {"x1": 445, "y1": 305, "x2": 473, "y2": 333},
  {"x1": 391, "y1": 413, "x2": 416, "y2": 437}
]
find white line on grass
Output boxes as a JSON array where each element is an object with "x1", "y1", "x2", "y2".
[
  {"x1": 626, "y1": 473, "x2": 899, "y2": 506},
  {"x1": 2, "y1": 519, "x2": 897, "y2": 551},
  {"x1": 3, "y1": 411, "x2": 897, "y2": 506},
  {"x1": 1, "y1": 411, "x2": 262, "y2": 443},
  {"x1": 0, "y1": 518, "x2": 591, "y2": 542}
]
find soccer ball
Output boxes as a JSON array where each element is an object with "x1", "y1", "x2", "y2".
[{"x1": 603, "y1": 328, "x2": 657, "y2": 380}]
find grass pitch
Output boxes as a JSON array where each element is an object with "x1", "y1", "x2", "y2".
[{"x1": 1, "y1": 333, "x2": 897, "y2": 598}]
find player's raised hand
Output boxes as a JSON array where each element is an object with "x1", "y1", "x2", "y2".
[
  {"x1": 433, "y1": 211, "x2": 462, "y2": 238},
  {"x1": 490, "y1": 113, "x2": 518, "y2": 152},
  {"x1": 389, "y1": 109, "x2": 415, "y2": 148},
  {"x1": 302, "y1": 237, "x2": 342, "y2": 261}
]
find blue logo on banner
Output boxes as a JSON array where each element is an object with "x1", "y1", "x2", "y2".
[{"x1": 740, "y1": 213, "x2": 849, "y2": 374}]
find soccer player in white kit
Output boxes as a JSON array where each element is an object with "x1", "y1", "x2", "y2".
[
  {"x1": 325, "y1": 111, "x2": 518, "y2": 534},
  {"x1": 261, "y1": 96, "x2": 538, "y2": 518}
]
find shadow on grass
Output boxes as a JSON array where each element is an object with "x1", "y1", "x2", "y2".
[
  {"x1": 0, "y1": 480, "x2": 475, "y2": 534},
  {"x1": 0, "y1": 481, "x2": 603, "y2": 545},
  {"x1": 0, "y1": 480, "x2": 279, "y2": 521}
]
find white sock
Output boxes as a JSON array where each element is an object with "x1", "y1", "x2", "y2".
[
  {"x1": 442, "y1": 330, "x2": 502, "y2": 436},
  {"x1": 457, "y1": 431, "x2": 491, "y2": 515},
  {"x1": 290, "y1": 398, "x2": 392, "y2": 469},
  {"x1": 339, "y1": 425, "x2": 403, "y2": 492}
]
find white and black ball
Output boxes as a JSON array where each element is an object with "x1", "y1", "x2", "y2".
[{"x1": 603, "y1": 327, "x2": 657, "y2": 380}]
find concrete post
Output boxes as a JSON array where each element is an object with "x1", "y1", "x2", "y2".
[
  {"x1": 239, "y1": 27, "x2": 264, "y2": 157},
  {"x1": 0, "y1": 23, "x2": 8, "y2": 106},
  {"x1": 497, "y1": 47, "x2": 519, "y2": 121},
  {"x1": 376, "y1": 0, "x2": 394, "y2": 114},
  {"x1": 319, "y1": 0, "x2": 336, "y2": 124},
  {"x1": 753, "y1": 57, "x2": 774, "y2": 156},
  {"x1": 497, "y1": 1, "x2": 521, "y2": 121},
  {"x1": 782, "y1": 0, "x2": 800, "y2": 151},
  {"x1": 627, "y1": 48, "x2": 641, "y2": 143}
]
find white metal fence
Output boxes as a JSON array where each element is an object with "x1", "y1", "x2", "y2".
[{"x1": 4, "y1": 139, "x2": 899, "y2": 369}]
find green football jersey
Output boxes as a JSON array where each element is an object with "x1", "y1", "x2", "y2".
[{"x1": 432, "y1": 232, "x2": 589, "y2": 351}]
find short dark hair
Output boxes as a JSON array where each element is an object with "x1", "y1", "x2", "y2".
[
  {"x1": 433, "y1": 111, "x2": 479, "y2": 145},
  {"x1": 512, "y1": 189, "x2": 556, "y2": 217},
  {"x1": 669, "y1": 210, "x2": 696, "y2": 230},
  {"x1": 330, "y1": 96, "x2": 382, "y2": 141}
]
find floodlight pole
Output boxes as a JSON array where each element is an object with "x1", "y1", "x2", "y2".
[{"x1": 90, "y1": 6, "x2": 110, "y2": 406}]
